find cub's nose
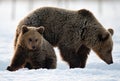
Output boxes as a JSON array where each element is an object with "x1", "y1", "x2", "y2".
[{"x1": 32, "y1": 46, "x2": 36, "y2": 49}]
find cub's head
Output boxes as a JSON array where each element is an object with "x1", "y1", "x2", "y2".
[
  {"x1": 18, "y1": 25, "x2": 44, "y2": 51},
  {"x1": 92, "y1": 28, "x2": 114, "y2": 64}
]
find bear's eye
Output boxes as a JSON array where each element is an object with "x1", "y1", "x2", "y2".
[
  {"x1": 35, "y1": 39, "x2": 38, "y2": 42},
  {"x1": 29, "y1": 38, "x2": 32, "y2": 42}
]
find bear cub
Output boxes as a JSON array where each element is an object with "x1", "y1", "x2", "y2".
[{"x1": 7, "y1": 25, "x2": 57, "y2": 71}]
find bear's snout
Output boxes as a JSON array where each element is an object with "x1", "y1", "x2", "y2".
[
  {"x1": 108, "y1": 60, "x2": 113, "y2": 65},
  {"x1": 32, "y1": 46, "x2": 36, "y2": 50},
  {"x1": 105, "y1": 58, "x2": 113, "y2": 65}
]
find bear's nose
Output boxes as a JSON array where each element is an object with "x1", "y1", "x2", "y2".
[
  {"x1": 32, "y1": 46, "x2": 36, "y2": 49},
  {"x1": 108, "y1": 60, "x2": 113, "y2": 65},
  {"x1": 110, "y1": 60, "x2": 113, "y2": 64}
]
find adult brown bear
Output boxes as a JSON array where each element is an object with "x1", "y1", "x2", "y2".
[{"x1": 14, "y1": 7, "x2": 114, "y2": 68}]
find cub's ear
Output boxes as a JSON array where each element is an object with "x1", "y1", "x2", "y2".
[
  {"x1": 98, "y1": 32, "x2": 109, "y2": 41},
  {"x1": 22, "y1": 25, "x2": 29, "y2": 34},
  {"x1": 37, "y1": 26, "x2": 45, "y2": 34},
  {"x1": 108, "y1": 28, "x2": 114, "y2": 36}
]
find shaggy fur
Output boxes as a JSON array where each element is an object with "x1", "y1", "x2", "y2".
[
  {"x1": 7, "y1": 26, "x2": 56, "y2": 71},
  {"x1": 14, "y1": 7, "x2": 114, "y2": 68}
]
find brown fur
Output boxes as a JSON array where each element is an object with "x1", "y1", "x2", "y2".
[
  {"x1": 14, "y1": 7, "x2": 114, "y2": 68},
  {"x1": 7, "y1": 26, "x2": 56, "y2": 71}
]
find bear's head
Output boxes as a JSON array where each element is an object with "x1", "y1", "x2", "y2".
[
  {"x1": 92, "y1": 28, "x2": 114, "y2": 64},
  {"x1": 18, "y1": 25, "x2": 44, "y2": 51}
]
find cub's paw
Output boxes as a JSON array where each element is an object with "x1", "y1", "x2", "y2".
[{"x1": 7, "y1": 66, "x2": 15, "y2": 71}]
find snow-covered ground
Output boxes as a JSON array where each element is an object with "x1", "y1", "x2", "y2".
[{"x1": 0, "y1": 0, "x2": 120, "y2": 81}]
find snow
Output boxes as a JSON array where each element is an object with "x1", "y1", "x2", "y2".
[{"x1": 0, "y1": 0, "x2": 120, "y2": 81}]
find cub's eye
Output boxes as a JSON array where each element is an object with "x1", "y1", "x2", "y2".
[
  {"x1": 29, "y1": 38, "x2": 32, "y2": 42},
  {"x1": 35, "y1": 39, "x2": 38, "y2": 42}
]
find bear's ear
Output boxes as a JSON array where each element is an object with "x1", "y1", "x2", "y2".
[
  {"x1": 108, "y1": 28, "x2": 114, "y2": 36},
  {"x1": 98, "y1": 32, "x2": 109, "y2": 41},
  {"x1": 78, "y1": 9, "x2": 92, "y2": 17},
  {"x1": 37, "y1": 26, "x2": 45, "y2": 34},
  {"x1": 22, "y1": 25, "x2": 29, "y2": 34}
]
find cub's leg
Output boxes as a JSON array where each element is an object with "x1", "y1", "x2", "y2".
[
  {"x1": 45, "y1": 57, "x2": 57, "y2": 69},
  {"x1": 7, "y1": 46, "x2": 26, "y2": 71}
]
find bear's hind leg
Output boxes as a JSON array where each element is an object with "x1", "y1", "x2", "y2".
[
  {"x1": 24, "y1": 62, "x2": 33, "y2": 69},
  {"x1": 68, "y1": 55, "x2": 82, "y2": 68},
  {"x1": 59, "y1": 46, "x2": 81, "y2": 68},
  {"x1": 59, "y1": 45, "x2": 90, "y2": 68}
]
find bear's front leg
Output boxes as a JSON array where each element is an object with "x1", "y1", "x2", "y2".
[
  {"x1": 14, "y1": 31, "x2": 19, "y2": 50},
  {"x1": 76, "y1": 45, "x2": 90, "y2": 68},
  {"x1": 7, "y1": 46, "x2": 26, "y2": 71},
  {"x1": 45, "y1": 56, "x2": 57, "y2": 69}
]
